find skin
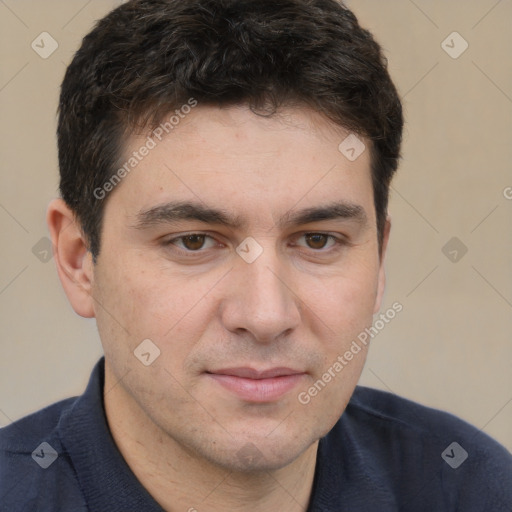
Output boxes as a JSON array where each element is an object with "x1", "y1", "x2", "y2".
[{"x1": 47, "y1": 105, "x2": 390, "y2": 512}]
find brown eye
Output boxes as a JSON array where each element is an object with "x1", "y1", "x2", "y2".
[
  {"x1": 165, "y1": 233, "x2": 220, "y2": 255},
  {"x1": 305, "y1": 233, "x2": 330, "y2": 249},
  {"x1": 181, "y1": 234, "x2": 206, "y2": 250}
]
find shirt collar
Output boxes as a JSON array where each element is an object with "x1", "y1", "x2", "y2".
[
  {"x1": 56, "y1": 357, "x2": 385, "y2": 511},
  {"x1": 57, "y1": 358, "x2": 164, "y2": 512}
]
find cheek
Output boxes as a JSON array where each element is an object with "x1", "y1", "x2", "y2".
[
  {"x1": 93, "y1": 255, "x2": 221, "y2": 369},
  {"x1": 308, "y1": 263, "x2": 379, "y2": 339},
  {"x1": 296, "y1": 271, "x2": 376, "y2": 435}
]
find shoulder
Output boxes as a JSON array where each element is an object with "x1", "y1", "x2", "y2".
[
  {"x1": 0, "y1": 397, "x2": 75, "y2": 449},
  {"x1": 328, "y1": 386, "x2": 512, "y2": 510},
  {"x1": 347, "y1": 386, "x2": 510, "y2": 456},
  {"x1": 348, "y1": 385, "x2": 496, "y2": 437},
  {"x1": 0, "y1": 397, "x2": 87, "y2": 511}
]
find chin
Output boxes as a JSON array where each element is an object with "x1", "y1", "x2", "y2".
[
  {"x1": 218, "y1": 444, "x2": 305, "y2": 473},
  {"x1": 191, "y1": 425, "x2": 318, "y2": 473}
]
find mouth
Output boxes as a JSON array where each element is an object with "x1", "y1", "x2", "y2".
[{"x1": 205, "y1": 367, "x2": 307, "y2": 403}]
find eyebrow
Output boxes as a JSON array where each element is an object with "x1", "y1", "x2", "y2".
[{"x1": 132, "y1": 200, "x2": 367, "y2": 231}]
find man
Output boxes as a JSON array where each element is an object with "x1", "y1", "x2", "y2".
[{"x1": 1, "y1": 0, "x2": 510, "y2": 510}]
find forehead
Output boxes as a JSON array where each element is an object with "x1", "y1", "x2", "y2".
[{"x1": 107, "y1": 105, "x2": 375, "y2": 226}]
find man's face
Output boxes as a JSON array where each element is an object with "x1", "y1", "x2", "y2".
[{"x1": 91, "y1": 105, "x2": 387, "y2": 471}]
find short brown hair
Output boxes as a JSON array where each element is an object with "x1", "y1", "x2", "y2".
[{"x1": 58, "y1": 0, "x2": 403, "y2": 259}]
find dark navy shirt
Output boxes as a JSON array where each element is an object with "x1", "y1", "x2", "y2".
[{"x1": 1, "y1": 358, "x2": 511, "y2": 511}]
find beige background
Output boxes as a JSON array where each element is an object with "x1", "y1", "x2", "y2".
[{"x1": 0, "y1": 0, "x2": 511, "y2": 452}]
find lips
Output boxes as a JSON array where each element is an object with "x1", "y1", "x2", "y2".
[
  {"x1": 211, "y1": 367, "x2": 302, "y2": 379},
  {"x1": 206, "y1": 367, "x2": 306, "y2": 403}
]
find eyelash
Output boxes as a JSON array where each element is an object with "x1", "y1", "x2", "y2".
[{"x1": 163, "y1": 232, "x2": 347, "y2": 256}]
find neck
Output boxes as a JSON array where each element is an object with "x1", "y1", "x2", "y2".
[{"x1": 104, "y1": 365, "x2": 318, "y2": 512}]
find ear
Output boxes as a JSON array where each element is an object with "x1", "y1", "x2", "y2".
[
  {"x1": 46, "y1": 199, "x2": 95, "y2": 318},
  {"x1": 373, "y1": 216, "x2": 391, "y2": 314}
]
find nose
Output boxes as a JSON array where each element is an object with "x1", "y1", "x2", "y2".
[{"x1": 220, "y1": 250, "x2": 301, "y2": 343}]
